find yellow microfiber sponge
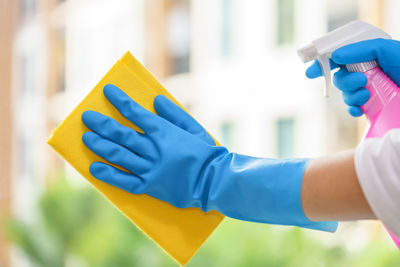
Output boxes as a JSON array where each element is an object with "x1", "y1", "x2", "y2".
[{"x1": 48, "y1": 52, "x2": 225, "y2": 266}]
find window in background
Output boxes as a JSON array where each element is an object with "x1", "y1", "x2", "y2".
[
  {"x1": 21, "y1": 53, "x2": 35, "y2": 95},
  {"x1": 20, "y1": 135, "x2": 34, "y2": 180},
  {"x1": 221, "y1": 0, "x2": 233, "y2": 57},
  {"x1": 221, "y1": 121, "x2": 234, "y2": 149},
  {"x1": 276, "y1": 0, "x2": 295, "y2": 45},
  {"x1": 276, "y1": 118, "x2": 295, "y2": 158},
  {"x1": 166, "y1": 0, "x2": 190, "y2": 75},
  {"x1": 20, "y1": 51, "x2": 36, "y2": 180},
  {"x1": 327, "y1": 0, "x2": 358, "y2": 31},
  {"x1": 21, "y1": 0, "x2": 36, "y2": 18},
  {"x1": 55, "y1": 27, "x2": 66, "y2": 93}
]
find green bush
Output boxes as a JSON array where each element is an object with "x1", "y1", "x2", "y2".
[{"x1": 4, "y1": 177, "x2": 400, "y2": 266}]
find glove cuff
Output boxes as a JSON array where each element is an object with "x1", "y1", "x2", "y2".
[
  {"x1": 205, "y1": 155, "x2": 338, "y2": 232},
  {"x1": 273, "y1": 158, "x2": 338, "y2": 232}
]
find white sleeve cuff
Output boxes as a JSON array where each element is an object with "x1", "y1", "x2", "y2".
[{"x1": 355, "y1": 129, "x2": 400, "y2": 238}]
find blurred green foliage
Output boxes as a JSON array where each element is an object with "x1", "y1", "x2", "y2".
[{"x1": 3, "y1": 177, "x2": 400, "y2": 267}]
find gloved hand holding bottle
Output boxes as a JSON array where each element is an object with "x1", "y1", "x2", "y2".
[
  {"x1": 305, "y1": 38, "x2": 400, "y2": 117},
  {"x1": 304, "y1": 36, "x2": 400, "y2": 247},
  {"x1": 81, "y1": 84, "x2": 338, "y2": 232}
]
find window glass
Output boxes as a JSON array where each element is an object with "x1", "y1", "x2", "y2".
[
  {"x1": 166, "y1": 1, "x2": 191, "y2": 74},
  {"x1": 221, "y1": 0, "x2": 232, "y2": 57},
  {"x1": 221, "y1": 122, "x2": 234, "y2": 149},
  {"x1": 56, "y1": 27, "x2": 66, "y2": 93},
  {"x1": 276, "y1": 118, "x2": 295, "y2": 158},
  {"x1": 327, "y1": 0, "x2": 358, "y2": 31},
  {"x1": 22, "y1": 0, "x2": 36, "y2": 16},
  {"x1": 276, "y1": 0, "x2": 294, "y2": 45},
  {"x1": 21, "y1": 53, "x2": 35, "y2": 95},
  {"x1": 20, "y1": 135, "x2": 34, "y2": 179}
]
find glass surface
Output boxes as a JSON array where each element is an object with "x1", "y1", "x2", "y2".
[
  {"x1": 276, "y1": 0, "x2": 294, "y2": 45},
  {"x1": 276, "y1": 118, "x2": 295, "y2": 158}
]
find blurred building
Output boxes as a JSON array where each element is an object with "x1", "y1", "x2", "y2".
[
  {"x1": 2, "y1": 0, "x2": 400, "y2": 266},
  {"x1": 0, "y1": 2, "x2": 19, "y2": 266}
]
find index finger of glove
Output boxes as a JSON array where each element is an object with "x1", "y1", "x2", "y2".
[
  {"x1": 332, "y1": 38, "x2": 385, "y2": 65},
  {"x1": 305, "y1": 59, "x2": 339, "y2": 79},
  {"x1": 103, "y1": 84, "x2": 162, "y2": 133},
  {"x1": 153, "y1": 95, "x2": 216, "y2": 145}
]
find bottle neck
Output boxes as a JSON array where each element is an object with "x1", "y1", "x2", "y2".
[
  {"x1": 346, "y1": 60, "x2": 400, "y2": 120},
  {"x1": 346, "y1": 60, "x2": 378, "y2": 72}
]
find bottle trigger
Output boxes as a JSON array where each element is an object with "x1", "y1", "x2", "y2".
[{"x1": 317, "y1": 56, "x2": 332, "y2": 97}]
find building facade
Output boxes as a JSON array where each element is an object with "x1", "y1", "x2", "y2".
[{"x1": 2, "y1": 0, "x2": 398, "y2": 265}]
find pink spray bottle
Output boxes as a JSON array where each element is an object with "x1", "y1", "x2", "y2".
[{"x1": 298, "y1": 20, "x2": 400, "y2": 249}]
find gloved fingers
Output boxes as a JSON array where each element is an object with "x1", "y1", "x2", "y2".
[
  {"x1": 83, "y1": 131, "x2": 151, "y2": 175},
  {"x1": 153, "y1": 95, "x2": 216, "y2": 145},
  {"x1": 332, "y1": 39, "x2": 400, "y2": 87},
  {"x1": 103, "y1": 84, "x2": 163, "y2": 133},
  {"x1": 347, "y1": 106, "x2": 364, "y2": 117},
  {"x1": 89, "y1": 162, "x2": 145, "y2": 194},
  {"x1": 331, "y1": 38, "x2": 385, "y2": 65},
  {"x1": 333, "y1": 68, "x2": 368, "y2": 92},
  {"x1": 82, "y1": 110, "x2": 152, "y2": 156},
  {"x1": 342, "y1": 88, "x2": 370, "y2": 106},
  {"x1": 305, "y1": 59, "x2": 339, "y2": 79}
]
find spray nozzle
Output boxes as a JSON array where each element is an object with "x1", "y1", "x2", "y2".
[{"x1": 297, "y1": 20, "x2": 391, "y2": 97}]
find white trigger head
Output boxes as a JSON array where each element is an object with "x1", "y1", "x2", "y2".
[{"x1": 297, "y1": 20, "x2": 391, "y2": 98}]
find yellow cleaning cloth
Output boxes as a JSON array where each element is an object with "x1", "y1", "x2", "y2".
[{"x1": 48, "y1": 52, "x2": 225, "y2": 266}]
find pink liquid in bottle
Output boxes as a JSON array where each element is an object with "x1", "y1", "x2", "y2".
[{"x1": 347, "y1": 60, "x2": 400, "y2": 249}]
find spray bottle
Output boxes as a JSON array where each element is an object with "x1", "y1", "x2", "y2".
[{"x1": 298, "y1": 20, "x2": 400, "y2": 249}]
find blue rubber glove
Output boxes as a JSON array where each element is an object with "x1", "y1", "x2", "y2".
[
  {"x1": 82, "y1": 84, "x2": 337, "y2": 232},
  {"x1": 306, "y1": 38, "x2": 400, "y2": 117}
]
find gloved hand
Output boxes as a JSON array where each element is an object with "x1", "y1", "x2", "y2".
[
  {"x1": 306, "y1": 38, "x2": 400, "y2": 117},
  {"x1": 82, "y1": 84, "x2": 337, "y2": 232}
]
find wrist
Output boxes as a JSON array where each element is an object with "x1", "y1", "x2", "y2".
[{"x1": 301, "y1": 150, "x2": 375, "y2": 221}]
